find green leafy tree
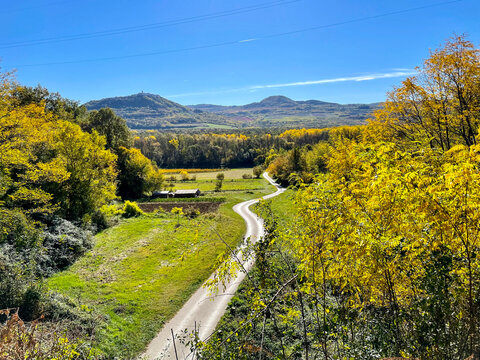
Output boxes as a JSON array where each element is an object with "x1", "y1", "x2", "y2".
[
  {"x1": 84, "y1": 107, "x2": 132, "y2": 152},
  {"x1": 11, "y1": 84, "x2": 86, "y2": 122}
]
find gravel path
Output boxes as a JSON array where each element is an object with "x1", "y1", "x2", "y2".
[{"x1": 142, "y1": 172, "x2": 285, "y2": 359}]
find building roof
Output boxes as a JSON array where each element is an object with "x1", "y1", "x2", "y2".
[
  {"x1": 174, "y1": 189, "x2": 200, "y2": 194},
  {"x1": 152, "y1": 190, "x2": 171, "y2": 195}
]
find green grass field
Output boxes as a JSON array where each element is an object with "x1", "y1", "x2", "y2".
[
  {"x1": 48, "y1": 170, "x2": 275, "y2": 358},
  {"x1": 165, "y1": 168, "x2": 265, "y2": 193},
  {"x1": 267, "y1": 189, "x2": 297, "y2": 227}
]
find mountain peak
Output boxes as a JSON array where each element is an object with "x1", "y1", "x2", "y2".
[
  {"x1": 84, "y1": 92, "x2": 379, "y2": 130},
  {"x1": 259, "y1": 95, "x2": 296, "y2": 106}
]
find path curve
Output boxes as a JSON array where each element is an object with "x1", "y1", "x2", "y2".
[{"x1": 143, "y1": 172, "x2": 285, "y2": 359}]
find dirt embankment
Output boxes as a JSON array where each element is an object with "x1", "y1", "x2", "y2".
[{"x1": 137, "y1": 201, "x2": 221, "y2": 213}]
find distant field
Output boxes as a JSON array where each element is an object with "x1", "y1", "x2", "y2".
[
  {"x1": 163, "y1": 168, "x2": 264, "y2": 193},
  {"x1": 160, "y1": 168, "x2": 223, "y2": 174},
  {"x1": 171, "y1": 179, "x2": 264, "y2": 192},
  {"x1": 163, "y1": 168, "x2": 256, "y2": 179},
  {"x1": 48, "y1": 173, "x2": 275, "y2": 358}
]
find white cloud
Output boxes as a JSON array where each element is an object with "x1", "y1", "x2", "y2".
[
  {"x1": 249, "y1": 71, "x2": 415, "y2": 89},
  {"x1": 167, "y1": 70, "x2": 415, "y2": 99}
]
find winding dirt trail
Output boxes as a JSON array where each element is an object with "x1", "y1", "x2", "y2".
[{"x1": 143, "y1": 172, "x2": 285, "y2": 359}]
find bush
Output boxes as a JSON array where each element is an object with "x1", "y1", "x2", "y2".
[
  {"x1": 180, "y1": 170, "x2": 189, "y2": 181},
  {"x1": 40, "y1": 218, "x2": 93, "y2": 275},
  {"x1": 242, "y1": 173, "x2": 253, "y2": 179},
  {"x1": 214, "y1": 179, "x2": 223, "y2": 192},
  {"x1": 0, "y1": 245, "x2": 43, "y2": 321},
  {"x1": 0, "y1": 247, "x2": 31, "y2": 307},
  {"x1": 122, "y1": 201, "x2": 144, "y2": 218},
  {"x1": 0, "y1": 209, "x2": 42, "y2": 250},
  {"x1": 19, "y1": 285, "x2": 43, "y2": 321},
  {"x1": 90, "y1": 210, "x2": 109, "y2": 231},
  {"x1": 91, "y1": 204, "x2": 123, "y2": 230},
  {"x1": 253, "y1": 165, "x2": 263, "y2": 178},
  {"x1": 99, "y1": 204, "x2": 123, "y2": 217},
  {"x1": 185, "y1": 209, "x2": 200, "y2": 219}
]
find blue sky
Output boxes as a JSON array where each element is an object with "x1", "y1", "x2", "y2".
[{"x1": 2, "y1": 0, "x2": 479, "y2": 105}]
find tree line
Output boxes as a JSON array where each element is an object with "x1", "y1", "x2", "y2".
[{"x1": 133, "y1": 127, "x2": 330, "y2": 169}]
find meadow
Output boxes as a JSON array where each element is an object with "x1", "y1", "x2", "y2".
[
  {"x1": 47, "y1": 170, "x2": 276, "y2": 357},
  {"x1": 164, "y1": 168, "x2": 266, "y2": 193}
]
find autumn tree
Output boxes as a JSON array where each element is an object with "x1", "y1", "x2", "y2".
[
  {"x1": 198, "y1": 36, "x2": 480, "y2": 360},
  {"x1": 117, "y1": 147, "x2": 164, "y2": 199},
  {"x1": 51, "y1": 121, "x2": 118, "y2": 220},
  {"x1": 370, "y1": 35, "x2": 480, "y2": 150}
]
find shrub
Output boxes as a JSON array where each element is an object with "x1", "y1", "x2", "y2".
[
  {"x1": 99, "y1": 204, "x2": 123, "y2": 217},
  {"x1": 253, "y1": 165, "x2": 263, "y2": 178},
  {"x1": 215, "y1": 173, "x2": 224, "y2": 192},
  {"x1": 19, "y1": 285, "x2": 43, "y2": 321},
  {"x1": 185, "y1": 209, "x2": 200, "y2": 219},
  {"x1": 0, "y1": 246, "x2": 32, "y2": 310},
  {"x1": 92, "y1": 204, "x2": 123, "y2": 230},
  {"x1": 180, "y1": 170, "x2": 189, "y2": 181},
  {"x1": 90, "y1": 210, "x2": 109, "y2": 231},
  {"x1": 242, "y1": 173, "x2": 253, "y2": 179},
  {"x1": 0, "y1": 209, "x2": 41, "y2": 250},
  {"x1": 214, "y1": 179, "x2": 223, "y2": 192},
  {"x1": 40, "y1": 218, "x2": 93, "y2": 275},
  {"x1": 0, "y1": 245, "x2": 43, "y2": 321},
  {"x1": 122, "y1": 201, "x2": 144, "y2": 218}
]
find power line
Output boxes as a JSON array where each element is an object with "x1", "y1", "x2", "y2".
[
  {"x1": 7, "y1": 0, "x2": 464, "y2": 69},
  {"x1": 0, "y1": 0, "x2": 301, "y2": 49},
  {"x1": 261, "y1": 0, "x2": 464, "y2": 40},
  {"x1": 3, "y1": 0, "x2": 75, "y2": 16}
]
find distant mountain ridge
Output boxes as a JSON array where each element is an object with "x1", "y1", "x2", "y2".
[
  {"x1": 84, "y1": 92, "x2": 228, "y2": 129},
  {"x1": 188, "y1": 95, "x2": 380, "y2": 128},
  {"x1": 84, "y1": 93, "x2": 380, "y2": 130}
]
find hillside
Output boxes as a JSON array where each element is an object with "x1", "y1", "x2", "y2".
[
  {"x1": 85, "y1": 93, "x2": 380, "y2": 130},
  {"x1": 189, "y1": 95, "x2": 381, "y2": 128},
  {"x1": 84, "y1": 92, "x2": 231, "y2": 129}
]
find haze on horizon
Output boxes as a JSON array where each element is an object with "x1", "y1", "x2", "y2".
[{"x1": 2, "y1": 0, "x2": 479, "y2": 106}]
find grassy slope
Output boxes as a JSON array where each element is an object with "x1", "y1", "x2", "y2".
[
  {"x1": 48, "y1": 174, "x2": 275, "y2": 358},
  {"x1": 267, "y1": 188, "x2": 297, "y2": 226}
]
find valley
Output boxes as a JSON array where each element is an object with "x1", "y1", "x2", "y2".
[{"x1": 85, "y1": 93, "x2": 379, "y2": 130}]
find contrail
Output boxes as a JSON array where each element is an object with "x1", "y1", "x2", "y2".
[{"x1": 167, "y1": 70, "x2": 415, "y2": 98}]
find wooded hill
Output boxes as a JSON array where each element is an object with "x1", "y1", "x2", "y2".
[
  {"x1": 189, "y1": 95, "x2": 380, "y2": 128},
  {"x1": 84, "y1": 93, "x2": 379, "y2": 130},
  {"x1": 84, "y1": 92, "x2": 229, "y2": 129}
]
